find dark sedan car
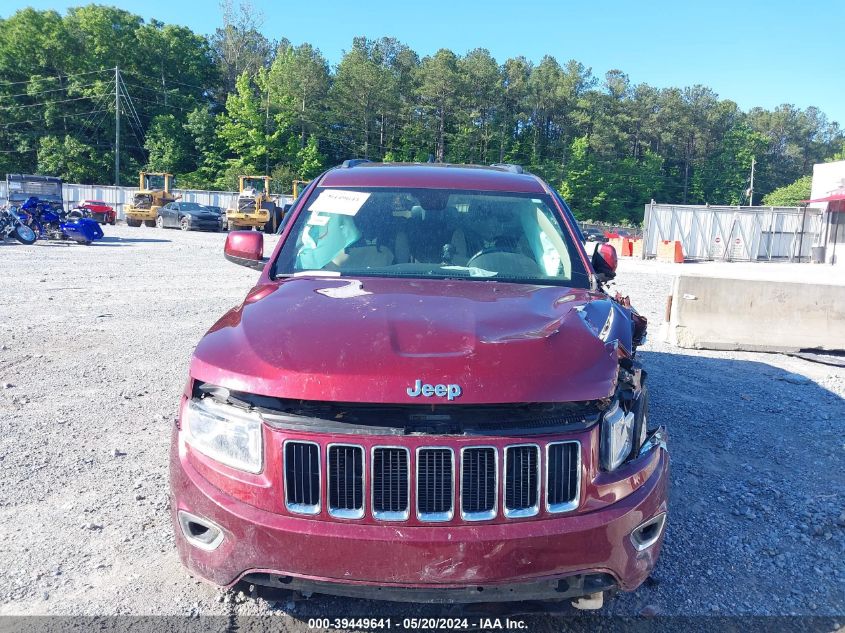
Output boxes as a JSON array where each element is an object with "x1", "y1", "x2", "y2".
[
  {"x1": 582, "y1": 227, "x2": 608, "y2": 243},
  {"x1": 156, "y1": 201, "x2": 224, "y2": 232}
]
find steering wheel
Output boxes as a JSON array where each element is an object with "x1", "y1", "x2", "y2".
[{"x1": 467, "y1": 246, "x2": 511, "y2": 267}]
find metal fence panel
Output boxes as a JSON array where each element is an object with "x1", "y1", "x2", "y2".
[{"x1": 643, "y1": 203, "x2": 821, "y2": 261}]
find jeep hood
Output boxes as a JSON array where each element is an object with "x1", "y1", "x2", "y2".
[{"x1": 191, "y1": 277, "x2": 631, "y2": 404}]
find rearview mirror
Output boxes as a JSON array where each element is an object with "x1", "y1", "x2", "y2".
[
  {"x1": 592, "y1": 243, "x2": 618, "y2": 282},
  {"x1": 224, "y1": 231, "x2": 266, "y2": 270}
]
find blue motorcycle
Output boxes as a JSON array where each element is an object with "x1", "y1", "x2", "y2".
[{"x1": 20, "y1": 196, "x2": 103, "y2": 244}]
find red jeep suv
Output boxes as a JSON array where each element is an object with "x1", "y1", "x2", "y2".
[{"x1": 170, "y1": 162, "x2": 668, "y2": 609}]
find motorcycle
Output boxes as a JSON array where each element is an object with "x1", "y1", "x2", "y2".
[
  {"x1": 0, "y1": 206, "x2": 37, "y2": 244},
  {"x1": 19, "y1": 196, "x2": 103, "y2": 244}
]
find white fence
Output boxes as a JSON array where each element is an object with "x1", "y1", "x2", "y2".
[
  {"x1": 0, "y1": 181, "x2": 294, "y2": 220},
  {"x1": 642, "y1": 203, "x2": 822, "y2": 262}
]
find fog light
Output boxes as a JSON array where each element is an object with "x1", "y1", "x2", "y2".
[
  {"x1": 630, "y1": 512, "x2": 667, "y2": 551},
  {"x1": 177, "y1": 510, "x2": 224, "y2": 551}
]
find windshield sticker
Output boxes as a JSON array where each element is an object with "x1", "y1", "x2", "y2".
[
  {"x1": 316, "y1": 279, "x2": 372, "y2": 299},
  {"x1": 309, "y1": 189, "x2": 370, "y2": 216},
  {"x1": 292, "y1": 270, "x2": 340, "y2": 277},
  {"x1": 306, "y1": 212, "x2": 330, "y2": 226},
  {"x1": 441, "y1": 266, "x2": 498, "y2": 278}
]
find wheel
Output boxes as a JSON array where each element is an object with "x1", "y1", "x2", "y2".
[
  {"x1": 127, "y1": 219, "x2": 141, "y2": 227},
  {"x1": 155, "y1": 215, "x2": 164, "y2": 229},
  {"x1": 144, "y1": 220, "x2": 156, "y2": 227},
  {"x1": 109, "y1": 218, "x2": 116, "y2": 226},
  {"x1": 180, "y1": 217, "x2": 190, "y2": 231},
  {"x1": 13, "y1": 224, "x2": 37, "y2": 245}
]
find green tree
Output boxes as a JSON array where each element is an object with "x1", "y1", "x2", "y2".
[
  {"x1": 37, "y1": 135, "x2": 110, "y2": 183},
  {"x1": 216, "y1": 71, "x2": 284, "y2": 178},
  {"x1": 144, "y1": 114, "x2": 192, "y2": 173},
  {"x1": 268, "y1": 42, "x2": 330, "y2": 148},
  {"x1": 691, "y1": 124, "x2": 768, "y2": 205},
  {"x1": 210, "y1": 0, "x2": 272, "y2": 94},
  {"x1": 295, "y1": 135, "x2": 325, "y2": 180},
  {"x1": 761, "y1": 175, "x2": 812, "y2": 206},
  {"x1": 451, "y1": 49, "x2": 502, "y2": 164},
  {"x1": 417, "y1": 49, "x2": 460, "y2": 162},
  {"x1": 330, "y1": 38, "x2": 396, "y2": 159}
]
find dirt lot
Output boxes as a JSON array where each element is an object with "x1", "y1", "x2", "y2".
[{"x1": 1, "y1": 226, "x2": 844, "y2": 625}]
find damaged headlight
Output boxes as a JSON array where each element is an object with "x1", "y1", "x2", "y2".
[
  {"x1": 182, "y1": 397, "x2": 263, "y2": 474},
  {"x1": 600, "y1": 399, "x2": 635, "y2": 471}
]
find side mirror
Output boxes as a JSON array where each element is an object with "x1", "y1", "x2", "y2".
[
  {"x1": 224, "y1": 231, "x2": 266, "y2": 270},
  {"x1": 592, "y1": 243, "x2": 618, "y2": 282}
]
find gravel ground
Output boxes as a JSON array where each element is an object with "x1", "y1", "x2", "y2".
[{"x1": 0, "y1": 226, "x2": 843, "y2": 626}]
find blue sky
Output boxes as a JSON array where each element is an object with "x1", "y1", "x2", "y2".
[{"x1": 5, "y1": 0, "x2": 844, "y2": 126}]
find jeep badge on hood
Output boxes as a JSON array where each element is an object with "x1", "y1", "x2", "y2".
[{"x1": 406, "y1": 379, "x2": 462, "y2": 401}]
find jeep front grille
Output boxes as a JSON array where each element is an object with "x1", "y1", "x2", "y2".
[
  {"x1": 546, "y1": 441, "x2": 580, "y2": 512},
  {"x1": 327, "y1": 444, "x2": 364, "y2": 519},
  {"x1": 504, "y1": 445, "x2": 540, "y2": 517},
  {"x1": 416, "y1": 448, "x2": 454, "y2": 521},
  {"x1": 460, "y1": 447, "x2": 497, "y2": 521},
  {"x1": 372, "y1": 447, "x2": 410, "y2": 520},
  {"x1": 281, "y1": 441, "x2": 581, "y2": 521},
  {"x1": 284, "y1": 441, "x2": 320, "y2": 514}
]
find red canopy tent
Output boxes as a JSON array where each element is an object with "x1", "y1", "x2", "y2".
[{"x1": 801, "y1": 192, "x2": 845, "y2": 206}]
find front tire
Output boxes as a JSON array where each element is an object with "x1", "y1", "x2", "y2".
[
  {"x1": 13, "y1": 224, "x2": 37, "y2": 245},
  {"x1": 155, "y1": 216, "x2": 164, "y2": 229},
  {"x1": 127, "y1": 219, "x2": 141, "y2": 227},
  {"x1": 180, "y1": 217, "x2": 190, "y2": 231},
  {"x1": 144, "y1": 220, "x2": 156, "y2": 227}
]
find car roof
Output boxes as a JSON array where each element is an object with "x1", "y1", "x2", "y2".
[{"x1": 319, "y1": 163, "x2": 547, "y2": 194}]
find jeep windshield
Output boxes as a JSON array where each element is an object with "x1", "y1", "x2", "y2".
[{"x1": 273, "y1": 187, "x2": 590, "y2": 287}]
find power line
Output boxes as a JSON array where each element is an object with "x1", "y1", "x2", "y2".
[
  {"x1": 0, "y1": 141, "x2": 146, "y2": 154},
  {"x1": 0, "y1": 94, "x2": 110, "y2": 111},
  {"x1": 78, "y1": 80, "x2": 116, "y2": 130},
  {"x1": 0, "y1": 107, "x2": 112, "y2": 128},
  {"x1": 120, "y1": 69, "x2": 211, "y2": 93},
  {"x1": 0, "y1": 69, "x2": 111, "y2": 87},
  {"x1": 0, "y1": 82, "x2": 104, "y2": 101}
]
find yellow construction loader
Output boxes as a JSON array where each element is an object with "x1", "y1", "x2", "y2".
[
  {"x1": 292, "y1": 179, "x2": 310, "y2": 198},
  {"x1": 125, "y1": 172, "x2": 179, "y2": 227},
  {"x1": 226, "y1": 176, "x2": 280, "y2": 231}
]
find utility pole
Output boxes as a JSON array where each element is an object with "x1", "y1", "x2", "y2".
[
  {"x1": 114, "y1": 66, "x2": 120, "y2": 186},
  {"x1": 264, "y1": 80, "x2": 270, "y2": 176},
  {"x1": 748, "y1": 157, "x2": 756, "y2": 206}
]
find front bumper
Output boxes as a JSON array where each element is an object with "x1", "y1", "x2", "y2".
[
  {"x1": 185, "y1": 219, "x2": 222, "y2": 231},
  {"x1": 125, "y1": 208, "x2": 157, "y2": 221},
  {"x1": 89, "y1": 211, "x2": 115, "y2": 224},
  {"x1": 227, "y1": 213, "x2": 269, "y2": 227},
  {"x1": 170, "y1": 429, "x2": 668, "y2": 602}
]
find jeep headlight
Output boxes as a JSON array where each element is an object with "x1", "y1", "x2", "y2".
[
  {"x1": 600, "y1": 399, "x2": 635, "y2": 471},
  {"x1": 182, "y1": 398, "x2": 263, "y2": 473}
]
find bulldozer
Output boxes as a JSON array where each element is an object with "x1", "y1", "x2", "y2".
[
  {"x1": 226, "y1": 176, "x2": 281, "y2": 232},
  {"x1": 125, "y1": 172, "x2": 179, "y2": 227}
]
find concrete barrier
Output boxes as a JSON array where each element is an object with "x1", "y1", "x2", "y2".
[
  {"x1": 664, "y1": 275, "x2": 845, "y2": 352},
  {"x1": 631, "y1": 238, "x2": 643, "y2": 258},
  {"x1": 657, "y1": 240, "x2": 684, "y2": 263}
]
